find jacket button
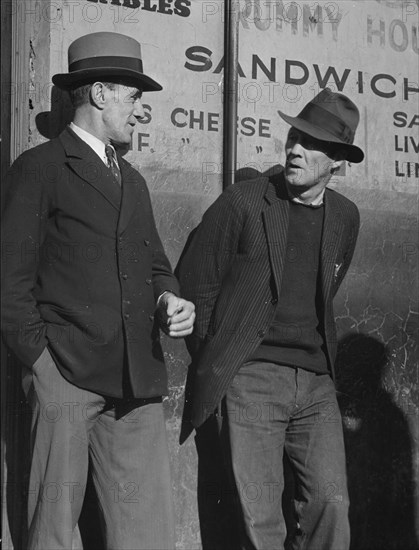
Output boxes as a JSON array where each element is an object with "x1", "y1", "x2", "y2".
[
  {"x1": 121, "y1": 273, "x2": 128, "y2": 280},
  {"x1": 124, "y1": 313, "x2": 130, "y2": 320},
  {"x1": 271, "y1": 298, "x2": 278, "y2": 304},
  {"x1": 257, "y1": 329, "x2": 265, "y2": 338},
  {"x1": 145, "y1": 278, "x2": 152, "y2": 285},
  {"x1": 144, "y1": 239, "x2": 150, "y2": 246}
]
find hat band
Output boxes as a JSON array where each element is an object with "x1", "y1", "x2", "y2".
[
  {"x1": 69, "y1": 56, "x2": 144, "y2": 75},
  {"x1": 300, "y1": 103, "x2": 355, "y2": 144}
]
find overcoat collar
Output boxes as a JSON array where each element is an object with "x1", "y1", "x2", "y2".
[
  {"x1": 59, "y1": 126, "x2": 122, "y2": 210},
  {"x1": 261, "y1": 174, "x2": 290, "y2": 296},
  {"x1": 261, "y1": 172, "x2": 344, "y2": 299}
]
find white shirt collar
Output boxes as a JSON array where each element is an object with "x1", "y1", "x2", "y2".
[
  {"x1": 286, "y1": 185, "x2": 325, "y2": 207},
  {"x1": 70, "y1": 122, "x2": 109, "y2": 166}
]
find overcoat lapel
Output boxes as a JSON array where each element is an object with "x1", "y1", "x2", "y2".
[
  {"x1": 321, "y1": 190, "x2": 344, "y2": 301},
  {"x1": 117, "y1": 158, "x2": 140, "y2": 234},
  {"x1": 262, "y1": 176, "x2": 290, "y2": 297},
  {"x1": 59, "y1": 127, "x2": 121, "y2": 211}
]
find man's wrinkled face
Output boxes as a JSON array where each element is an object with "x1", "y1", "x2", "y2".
[
  {"x1": 284, "y1": 127, "x2": 339, "y2": 191},
  {"x1": 102, "y1": 83, "x2": 144, "y2": 146}
]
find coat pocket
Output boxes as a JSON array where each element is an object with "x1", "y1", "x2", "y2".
[{"x1": 38, "y1": 303, "x2": 93, "y2": 324}]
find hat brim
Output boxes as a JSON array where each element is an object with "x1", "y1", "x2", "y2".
[
  {"x1": 278, "y1": 111, "x2": 364, "y2": 163},
  {"x1": 52, "y1": 67, "x2": 162, "y2": 92}
]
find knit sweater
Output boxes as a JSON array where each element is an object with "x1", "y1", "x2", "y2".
[{"x1": 250, "y1": 201, "x2": 328, "y2": 373}]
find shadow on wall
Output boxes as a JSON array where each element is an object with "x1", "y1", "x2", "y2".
[
  {"x1": 4, "y1": 352, "x2": 31, "y2": 550},
  {"x1": 335, "y1": 333, "x2": 418, "y2": 550},
  {"x1": 35, "y1": 86, "x2": 74, "y2": 139}
]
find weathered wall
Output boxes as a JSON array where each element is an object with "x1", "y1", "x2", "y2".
[{"x1": 2, "y1": 1, "x2": 418, "y2": 548}]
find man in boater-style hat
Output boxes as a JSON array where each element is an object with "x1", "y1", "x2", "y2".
[
  {"x1": 178, "y1": 88, "x2": 364, "y2": 549},
  {"x1": 2, "y1": 32, "x2": 195, "y2": 549}
]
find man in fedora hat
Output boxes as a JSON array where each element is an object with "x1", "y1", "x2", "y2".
[
  {"x1": 177, "y1": 88, "x2": 364, "y2": 549},
  {"x1": 2, "y1": 32, "x2": 195, "y2": 549}
]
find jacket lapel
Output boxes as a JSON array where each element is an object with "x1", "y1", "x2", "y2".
[
  {"x1": 59, "y1": 127, "x2": 121, "y2": 211},
  {"x1": 321, "y1": 190, "x2": 345, "y2": 301},
  {"x1": 262, "y1": 175, "x2": 290, "y2": 296}
]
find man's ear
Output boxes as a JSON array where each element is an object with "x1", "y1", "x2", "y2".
[
  {"x1": 330, "y1": 159, "x2": 344, "y2": 175},
  {"x1": 89, "y1": 82, "x2": 106, "y2": 109}
]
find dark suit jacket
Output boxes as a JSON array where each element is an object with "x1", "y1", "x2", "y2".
[
  {"x1": 177, "y1": 174, "x2": 359, "y2": 428},
  {"x1": 1, "y1": 126, "x2": 179, "y2": 398}
]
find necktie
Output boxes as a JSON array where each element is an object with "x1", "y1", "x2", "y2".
[{"x1": 105, "y1": 144, "x2": 122, "y2": 186}]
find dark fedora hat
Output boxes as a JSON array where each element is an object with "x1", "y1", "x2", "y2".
[
  {"x1": 52, "y1": 32, "x2": 162, "y2": 92},
  {"x1": 278, "y1": 88, "x2": 364, "y2": 163}
]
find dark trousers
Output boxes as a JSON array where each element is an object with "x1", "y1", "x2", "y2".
[
  {"x1": 224, "y1": 362, "x2": 350, "y2": 550},
  {"x1": 22, "y1": 349, "x2": 175, "y2": 550}
]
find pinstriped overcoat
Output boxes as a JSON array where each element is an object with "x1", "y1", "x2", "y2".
[{"x1": 178, "y1": 173, "x2": 359, "y2": 429}]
